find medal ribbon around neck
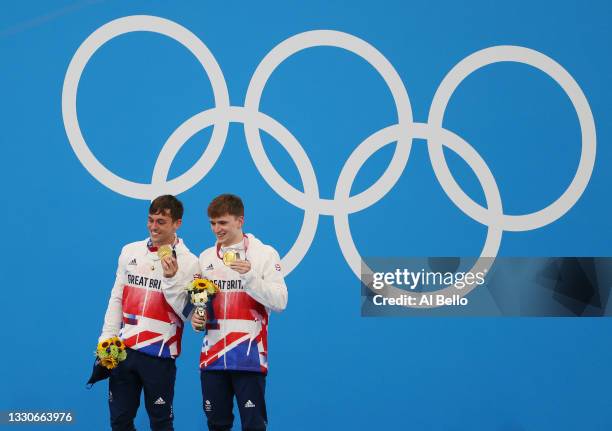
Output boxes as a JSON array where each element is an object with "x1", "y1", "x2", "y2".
[
  {"x1": 217, "y1": 234, "x2": 249, "y2": 265},
  {"x1": 148, "y1": 236, "x2": 179, "y2": 270},
  {"x1": 147, "y1": 235, "x2": 179, "y2": 253}
]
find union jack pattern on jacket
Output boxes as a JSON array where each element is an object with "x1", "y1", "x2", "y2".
[
  {"x1": 99, "y1": 238, "x2": 200, "y2": 359},
  {"x1": 198, "y1": 234, "x2": 288, "y2": 374}
]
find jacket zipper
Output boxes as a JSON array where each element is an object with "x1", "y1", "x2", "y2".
[
  {"x1": 137, "y1": 253, "x2": 154, "y2": 347},
  {"x1": 223, "y1": 285, "x2": 227, "y2": 369},
  {"x1": 137, "y1": 291, "x2": 150, "y2": 347}
]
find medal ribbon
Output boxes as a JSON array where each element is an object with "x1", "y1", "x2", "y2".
[
  {"x1": 147, "y1": 235, "x2": 179, "y2": 253},
  {"x1": 216, "y1": 234, "x2": 249, "y2": 261}
]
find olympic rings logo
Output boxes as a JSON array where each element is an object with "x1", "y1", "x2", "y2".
[{"x1": 62, "y1": 15, "x2": 596, "y2": 307}]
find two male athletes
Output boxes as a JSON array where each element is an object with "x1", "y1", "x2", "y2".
[{"x1": 98, "y1": 194, "x2": 287, "y2": 431}]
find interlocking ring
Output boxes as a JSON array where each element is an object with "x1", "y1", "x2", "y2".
[{"x1": 62, "y1": 15, "x2": 596, "y2": 306}]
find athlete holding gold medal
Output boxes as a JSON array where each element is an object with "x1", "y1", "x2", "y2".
[
  {"x1": 98, "y1": 195, "x2": 200, "y2": 431},
  {"x1": 157, "y1": 244, "x2": 174, "y2": 260},
  {"x1": 221, "y1": 248, "x2": 237, "y2": 266},
  {"x1": 192, "y1": 194, "x2": 288, "y2": 431}
]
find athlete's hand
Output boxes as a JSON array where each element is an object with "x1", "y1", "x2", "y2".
[
  {"x1": 161, "y1": 255, "x2": 178, "y2": 278},
  {"x1": 229, "y1": 259, "x2": 251, "y2": 274},
  {"x1": 191, "y1": 311, "x2": 205, "y2": 332}
]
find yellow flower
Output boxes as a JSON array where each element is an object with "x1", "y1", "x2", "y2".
[
  {"x1": 98, "y1": 339, "x2": 111, "y2": 351},
  {"x1": 191, "y1": 278, "x2": 208, "y2": 291},
  {"x1": 100, "y1": 356, "x2": 118, "y2": 369},
  {"x1": 188, "y1": 278, "x2": 219, "y2": 295}
]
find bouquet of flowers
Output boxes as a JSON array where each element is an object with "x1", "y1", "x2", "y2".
[
  {"x1": 186, "y1": 278, "x2": 219, "y2": 325},
  {"x1": 95, "y1": 336, "x2": 127, "y2": 369}
]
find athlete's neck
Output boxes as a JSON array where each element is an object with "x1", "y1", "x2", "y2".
[
  {"x1": 220, "y1": 231, "x2": 244, "y2": 248},
  {"x1": 153, "y1": 234, "x2": 177, "y2": 247}
]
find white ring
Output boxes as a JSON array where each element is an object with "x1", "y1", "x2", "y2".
[
  {"x1": 150, "y1": 106, "x2": 319, "y2": 275},
  {"x1": 335, "y1": 122, "x2": 503, "y2": 307},
  {"x1": 62, "y1": 15, "x2": 230, "y2": 199},
  {"x1": 244, "y1": 30, "x2": 413, "y2": 215},
  {"x1": 428, "y1": 45, "x2": 596, "y2": 231}
]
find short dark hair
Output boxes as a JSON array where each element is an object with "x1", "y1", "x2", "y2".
[
  {"x1": 207, "y1": 194, "x2": 244, "y2": 218},
  {"x1": 149, "y1": 195, "x2": 183, "y2": 221}
]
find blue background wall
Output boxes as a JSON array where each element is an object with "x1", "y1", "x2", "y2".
[{"x1": 2, "y1": 1, "x2": 611, "y2": 429}]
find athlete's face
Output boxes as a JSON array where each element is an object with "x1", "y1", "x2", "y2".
[
  {"x1": 147, "y1": 210, "x2": 181, "y2": 246},
  {"x1": 210, "y1": 214, "x2": 244, "y2": 246}
]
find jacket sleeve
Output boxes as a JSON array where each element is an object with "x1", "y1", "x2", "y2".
[
  {"x1": 240, "y1": 247, "x2": 288, "y2": 312},
  {"x1": 160, "y1": 254, "x2": 200, "y2": 321},
  {"x1": 99, "y1": 247, "x2": 127, "y2": 342}
]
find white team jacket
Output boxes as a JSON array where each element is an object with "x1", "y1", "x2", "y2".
[
  {"x1": 99, "y1": 238, "x2": 199, "y2": 358},
  {"x1": 198, "y1": 233, "x2": 288, "y2": 373}
]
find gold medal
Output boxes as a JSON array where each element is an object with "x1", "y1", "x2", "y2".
[
  {"x1": 157, "y1": 245, "x2": 173, "y2": 260},
  {"x1": 222, "y1": 250, "x2": 237, "y2": 266}
]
